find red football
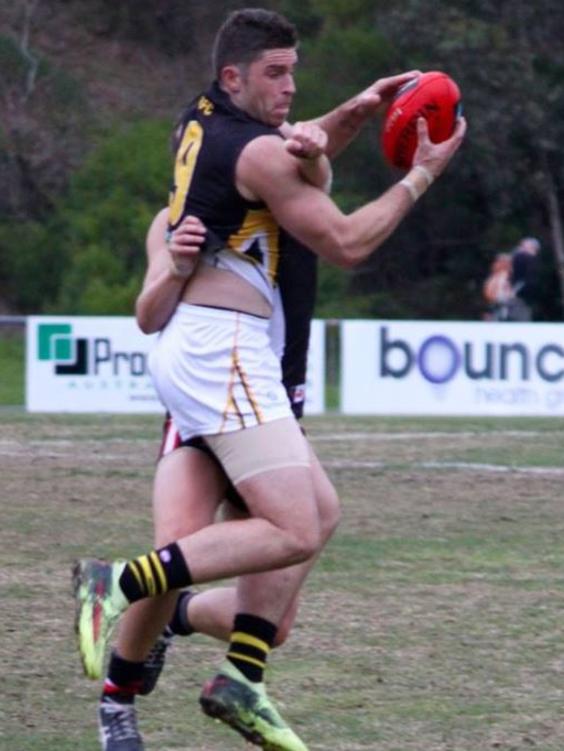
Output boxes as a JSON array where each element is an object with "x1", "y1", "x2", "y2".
[{"x1": 381, "y1": 71, "x2": 462, "y2": 169}]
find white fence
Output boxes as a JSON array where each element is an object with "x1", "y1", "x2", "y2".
[
  {"x1": 8, "y1": 316, "x2": 564, "y2": 416},
  {"x1": 341, "y1": 320, "x2": 564, "y2": 416},
  {"x1": 25, "y1": 315, "x2": 326, "y2": 415}
]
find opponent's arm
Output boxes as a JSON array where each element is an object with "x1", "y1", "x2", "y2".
[
  {"x1": 237, "y1": 116, "x2": 466, "y2": 269},
  {"x1": 135, "y1": 210, "x2": 205, "y2": 334},
  {"x1": 310, "y1": 70, "x2": 421, "y2": 159}
]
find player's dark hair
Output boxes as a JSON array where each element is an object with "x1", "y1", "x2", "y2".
[{"x1": 212, "y1": 8, "x2": 298, "y2": 79}]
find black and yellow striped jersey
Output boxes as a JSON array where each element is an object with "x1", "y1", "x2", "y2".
[{"x1": 169, "y1": 81, "x2": 284, "y2": 297}]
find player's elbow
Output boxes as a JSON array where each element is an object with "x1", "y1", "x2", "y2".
[
  {"x1": 326, "y1": 222, "x2": 370, "y2": 269},
  {"x1": 329, "y1": 239, "x2": 365, "y2": 270},
  {"x1": 135, "y1": 301, "x2": 159, "y2": 335},
  {"x1": 334, "y1": 219, "x2": 386, "y2": 269},
  {"x1": 138, "y1": 319, "x2": 158, "y2": 335},
  {"x1": 335, "y1": 247, "x2": 361, "y2": 270},
  {"x1": 316, "y1": 228, "x2": 360, "y2": 269}
]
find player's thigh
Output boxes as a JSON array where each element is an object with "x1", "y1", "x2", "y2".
[
  {"x1": 206, "y1": 418, "x2": 319, "y2": 534},
  {"x1": 237, "y1": 465, "x2": 320, "y2": 556},
  {"x1": 153, "y1": 446, "x2": 227, "y2": 546},
  {"x1": 308, "y1": 442, "x2": 341, "y2": 540}
]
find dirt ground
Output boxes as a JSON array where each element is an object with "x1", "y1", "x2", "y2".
[{"x1": 2, "y1": 412, "x2": 564, "y2": 750}]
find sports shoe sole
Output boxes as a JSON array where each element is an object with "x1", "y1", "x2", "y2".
[
  {"x1": 72, "y1": 559, "x2": 95, "y2": 677},
  {"x1": 200, "y1": 683, "x2": 265, "y2": 747},
  {"x1": 72, "y1": 559, "x2": 120, "y2": 680},
  {"x1": 200, "y1": 686, "x2": 302, "y2": 751}
]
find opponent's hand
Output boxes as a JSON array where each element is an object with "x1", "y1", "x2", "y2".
[
  {"x1": 412, "y1": 115, "x2": 467, "y2": 179},
  {"x1": 168, "y1": 215, "x2": 206, "y2": 278},
  {"x1": 284, "y1": 121, "x2": 328, "y2": 160}
]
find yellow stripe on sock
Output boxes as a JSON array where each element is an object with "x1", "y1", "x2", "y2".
[
  {"x1": 149, "y1": 551, "x2": 167, "y2": 594},
  {"x1": 128, "y1": 560, "x2": 144, "y2": 589},
  {"x1": 231, "y1": 632, "x2": 271, "y2": 654},
  {"x1": 227, "y1": 651, "x2": 266, "y2": 669},
  {"x1": 137, "y1": 555, "x2": 156, "y2": 596}
]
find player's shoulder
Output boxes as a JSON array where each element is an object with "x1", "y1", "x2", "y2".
[
  {"x1": 239, "y1": 133, "x2": 293, "y2": 176},
  {"x1": 237, "y1": 135, "x2": 296, "y2": 202}
]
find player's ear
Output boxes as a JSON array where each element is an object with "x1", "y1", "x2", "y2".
[{"x1": 221, "y1": 65, "x2": 243, "y2": 94}]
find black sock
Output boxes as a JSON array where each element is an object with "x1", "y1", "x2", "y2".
[
  {"x1": 119, "y1": 543, "x2": 192, "y2": 602},
  {"x1": 226, "y1": 613, "x2": 277, "y2": 683},
  {"x1": 169, "y1": 590, "x2": 196, "y2": 636},
  {"x1": 101, "y1": 651, "x2": 144, "y2": 704}
]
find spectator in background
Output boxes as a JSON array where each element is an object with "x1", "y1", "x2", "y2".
[
  {"x1": 482, "y1": 252, "x2": 513, "y2": 321},
  {"x1": 507, "y1": 236, "x2": 541, "y2": 321}
]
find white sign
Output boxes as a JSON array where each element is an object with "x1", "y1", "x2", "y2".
[
  {"x1": 304, "y1": 319, "x2": 325, "y2": 415},
  {"x1": 341, "y1": 320, "x2": 564, "y2": 416},
  {"x1": 26, "y1": 316, "x2": 325, "y2": 415},
  {"x1": 26, "y1": 316, "x2": 160, "y2": 413}
]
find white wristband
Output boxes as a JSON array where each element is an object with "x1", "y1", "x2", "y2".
[
  {"x1": 399, "y1": 164, "x2": 435, "y2": 203},
  {"x1": 399, "y1": 177, "x2": 418, "y2": 202},
  {"x1": 412, "y1": 164, "x2": 434, "y2": 187}
]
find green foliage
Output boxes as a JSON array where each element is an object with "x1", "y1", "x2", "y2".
[
  {"x1": 1, "y1": 119, "x2": 171, "y2": 315},
  {"x1": 0, "y1": 331, "x2": 24, "y2": 405},
  {"x1": 315, "y1": 262, "x2": 379, "y2": 318},
  {"x1": 2, "y1": 0, "x2": 564, "y2": 320},
  {"x1": 311, "y1": 0, "x2": 377, "y2": 24},
  {"x1": 0, "y1": 220, "x2": 65, "y2": 313},
  {"x1": 0, "y1": 34, "x2": 27, "y2": 85},
  {"x1": 51, "y1": 120, "x2": 171, "y2": 314}
]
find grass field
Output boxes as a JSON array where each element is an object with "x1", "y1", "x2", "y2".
[
  {"x1": 2, "y1": 412, "x2": 564, "y2": 750},
  {"x1": 0, "y1": 330, "x2": 24, "y2": 406}
]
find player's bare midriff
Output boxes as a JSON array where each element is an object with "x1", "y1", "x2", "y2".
[{"x1": 181, "y1": 262, "x2": 272, "y2": 318}]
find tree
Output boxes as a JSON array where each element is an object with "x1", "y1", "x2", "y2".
[
  {"x1": 2, "y1": 0, "x2": 564, "y2": 320},
  {"x1": 377, "y1": 0, "x2": 564, "y2": 319},
  {"x1": 52, "y1": 119, "x2": 172, "y2": 314},
  {"x1": 285, "y1": 0, "x2": 564, "y2": 320}
]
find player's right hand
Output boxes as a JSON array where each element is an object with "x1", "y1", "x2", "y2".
[
  {"x1": 412, "y1": 115, "x2": 467, "y2": 179},
  {"x1": 284, "y1": 121, "x2": 328, "y2": 160}
]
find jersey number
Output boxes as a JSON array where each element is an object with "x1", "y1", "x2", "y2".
[{"x1": 169, "y1": 120, "x2": 203, "y2": 228}]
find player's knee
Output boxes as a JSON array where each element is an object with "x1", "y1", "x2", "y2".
[
  {"x1": 319, "y1": 487, "x2": 341, "y2": 543},
  {"x1": 153, "y1": 519, "x2": 192, "y2": 548},
  {"x1": 290, "y1": 523, "x2": 321, "y2": 562}
]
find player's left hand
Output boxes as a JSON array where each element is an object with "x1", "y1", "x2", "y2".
[
  {"x1": 168, "y1": 215, "x2": 206, "y2": 278},
  {"x1": 284, "y1": 121, "x2": 328, "y2": 160},
  {"x1": 344, "y1": 70, "x2": 422, "y2": 124}
]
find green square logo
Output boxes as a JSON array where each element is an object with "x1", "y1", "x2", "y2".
[
  {"x1": 38, "y1": 323, "x2": 72, "y2": 361},
  {"x1": 52, "y1": 335, "x2": 72, "y2": 361}
]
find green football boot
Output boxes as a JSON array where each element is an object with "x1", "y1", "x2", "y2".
[
  {"x1": 200, "y1": 660, "x2": 309, "y2": 751},
  {"x1": 72, "y1": 559, "x2": 129, "y2": 680}
]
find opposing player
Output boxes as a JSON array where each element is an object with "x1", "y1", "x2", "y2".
[
  {"x1": 75, "y1": 8, "x2": 466, "y2": 750},
  {"x1": 99, "y1": 141, "x2": 335, "y2": 751}
]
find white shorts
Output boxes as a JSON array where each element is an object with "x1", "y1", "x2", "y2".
[{"x1": 148, "y1": 303, "x2": 292, "y2": 441}]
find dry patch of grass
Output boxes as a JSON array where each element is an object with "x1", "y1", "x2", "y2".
[{"x1": 2, "y1": 415, "x2": 564, "y2": 750}]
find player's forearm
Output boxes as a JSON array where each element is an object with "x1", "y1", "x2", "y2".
[
  {"x1": 337, "y1": 182, "x2": 416, "y2": 266},
  {"x1": 310, "y1": 97, "x2": 372, "y2": 160},
  {"x1": 135, "y1": 269, "x2": 187, "y2": 334},
  {"x1": 304, "y1": 86, "x2": 377, "y2": 158},
  {"x1": 297, "y1": 170, "x2": 426, "y2": 269}
]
